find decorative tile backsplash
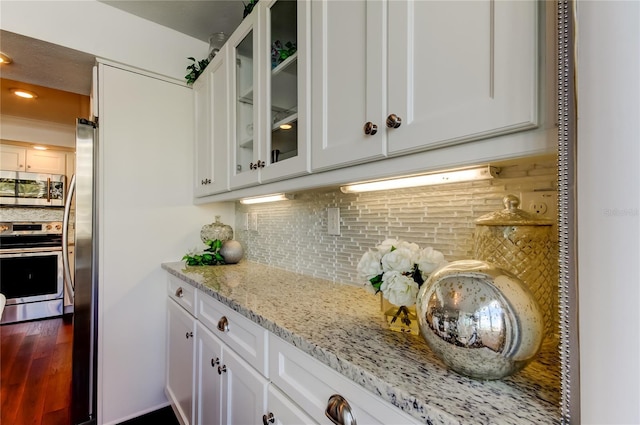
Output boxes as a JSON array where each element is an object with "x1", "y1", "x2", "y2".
[{"x1": 238, "y1": 157, "x2": 558, "y2": 287}]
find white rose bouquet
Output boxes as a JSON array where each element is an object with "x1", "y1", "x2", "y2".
[{"x1": 357, "y1": 238, "x2": 447, "y2": 307}]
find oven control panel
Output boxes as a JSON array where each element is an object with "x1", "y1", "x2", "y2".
[{"x1": 0, "y1": 221, "x2": 63, "y2": 235}]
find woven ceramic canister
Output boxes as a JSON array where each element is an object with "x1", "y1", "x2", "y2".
[{"x1": 473, "y1": 195, "x2": 558, "y2": 338}]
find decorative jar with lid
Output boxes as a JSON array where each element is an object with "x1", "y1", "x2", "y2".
[
  {"x1": 200, "y1": 216, "x2": 233, "y2": 244},
  {"x1": 473, "y1": 194, "x2": 558, "y2": 338}
]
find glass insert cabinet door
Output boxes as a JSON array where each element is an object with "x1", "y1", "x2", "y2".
[
  {"x1": 267, "y1": 0, "x2": 298, "y2": 165},
  {"x1": 230, "y1": 0, "x2": 308, "y2": 189},
  {"x1": 232, "y1": 12, "x2": 258, "y2": 188}
]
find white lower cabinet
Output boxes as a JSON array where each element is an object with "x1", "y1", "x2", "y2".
[
  {"x1": 265, "y1": 383, "x2": 318, "y2": 425},
  {"x1": 168, "y1": 281, "x2": 419, "y2": 425},
  {"x1": 268, "y1": 334, "x2": 420, "y2": 425},
  {"x1": 167, "y1": 298, "x2": 197, "y2": 425},
  {"x1": 195, "y1": 322, "x2": 224, "y2": 425},
  {"x1": 195, "y1": 321, "x2": 268, "y2": 425}
]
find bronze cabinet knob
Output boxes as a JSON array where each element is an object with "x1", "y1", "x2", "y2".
[
  {"x1": 386, "y1": 114, "x2": 402, "y2": 128},
  {"x1": 363, "y1": 122, "x2": 378, "y2": 135}
]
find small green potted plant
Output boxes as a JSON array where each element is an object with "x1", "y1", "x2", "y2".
[{"x1": 185, "y1": 56, "x2": 209, "y2": 86}]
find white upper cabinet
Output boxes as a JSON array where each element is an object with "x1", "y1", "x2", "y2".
[
  {"x1": 0, "y1": 145, "x2": 27, "y2": 171},
  {"x1": 229, "y1": 0, "x2": 310, "y2": 190},
  {"x1": 387, "y1": 0, "x2": 538, "y2": 155},
  {"x1": 311, "y1": 0, "x2": 539, "y2": 171},
  {"x1": 310, "y1": 0, "x2": 386, "y2": 171},
  {"x1": 194, "y1": 45, "x2": 230, "y2": 197},
  {"x1": 0, "y1": 144, "x2": 67, "y2": 174}
]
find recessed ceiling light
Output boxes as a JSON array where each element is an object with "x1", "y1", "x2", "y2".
[
  {"x1": 11, "y1": 89, "x2": 38, "y2": 99},
  {"x1": 33, "y1": 145, "x2": 48, "y2": 151},
  {"x1": 279, "y1": 123, "x2": 292, "y2": 130},
  {"x1": 0, "y1": 52, "x2": 13, "y2": 64}
]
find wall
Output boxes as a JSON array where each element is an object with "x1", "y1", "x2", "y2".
[
  {"x1": 0, "y1": 79, "x2": 91, "y2": 148},
  {"x1": 235, "y1": 156, "x2": 557, "y2": 287},
  {"x1": 577, "y1": 2, "x2": 640, "y2": 423},
  {"x1": 0, "y1": 0, "x2": 207, "y2": 82}
]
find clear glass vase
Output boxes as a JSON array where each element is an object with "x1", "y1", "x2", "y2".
[{"x1": 381, "y1": 296, "x2": 419, "y2": 335}]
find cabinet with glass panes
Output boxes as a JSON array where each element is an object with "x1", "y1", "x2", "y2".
[{"x1": 229, "y1": 0, "x2": 308, "y2": 190}]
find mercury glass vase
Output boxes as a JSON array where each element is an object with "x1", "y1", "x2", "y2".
[{"x1": 416, "y1": 260, "x2": 544, "y2": 380}]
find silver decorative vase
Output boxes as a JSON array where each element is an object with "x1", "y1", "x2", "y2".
[
  {"x1": 416, "y1": 260, "x2": 544, "y2": 380},
  {"x1": 220, "y1": 240, "x2": 244, "y2": 264}
]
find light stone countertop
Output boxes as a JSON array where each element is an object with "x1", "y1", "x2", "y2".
[{"x1": 162, "y1": 261, "x2": 560, "y2": 425}]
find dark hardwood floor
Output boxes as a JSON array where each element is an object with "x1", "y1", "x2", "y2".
[
  {"x1": 1, "y1": 317, "x2": 73, "y2": 425},
  {"x1": 1, "y1": 317, "x2": 180, "y2": 425}
]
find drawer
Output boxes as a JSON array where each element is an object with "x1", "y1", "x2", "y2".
[
  {"x1": 269, "y1": 334, "x2": 420, "y2": 425},
  {"x1": 167, "y1": 275, "x2": 196, "y2": 316},
  {"x1": 197, "y1": 293, "x2": 268, "y2": 377}
]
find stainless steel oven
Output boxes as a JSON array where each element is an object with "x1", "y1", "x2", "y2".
[{"x1": 0, "y1": 221, "x2": 64, "y2": 324}]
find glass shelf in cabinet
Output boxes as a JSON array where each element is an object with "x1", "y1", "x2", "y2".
[
  {"x1": 239, "y1": 137, "x2": 253, "y2": 149},
  {"x1": 272, "y1": 52, "x2": 297, "y2": 77},
  {"x1": 272, "y1": 113, "x2": 298, "y2": 131}
]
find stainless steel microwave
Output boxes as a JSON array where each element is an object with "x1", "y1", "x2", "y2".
[{"x1": 0, "y1": 171, "x2": 66, "y2": 207}]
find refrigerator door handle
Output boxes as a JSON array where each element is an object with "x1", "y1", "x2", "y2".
[{"x1": 63, "y1": 174, "x2": 76, "y2": 293}]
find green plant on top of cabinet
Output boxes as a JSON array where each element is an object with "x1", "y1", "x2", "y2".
[
  {"x1": 194, "y1": 44, "x2": 230, "y2": 197},
  {"x1": 229, "y1": 0, "x2": 309, "y2": 190},
  {"x1": 311, "y1": 0, "x2": 540, "y2": 172}
]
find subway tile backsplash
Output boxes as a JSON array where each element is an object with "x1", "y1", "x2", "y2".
[{"x1": 235, "y1": 157, "x2": 558, "y2": 287}]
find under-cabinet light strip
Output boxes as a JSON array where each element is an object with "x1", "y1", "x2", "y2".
[
  {"x1": 340, "y1": 166, "x2": 499, "y2": 193},
  {"x1": 239, "y1": 193, "x2": 294, "y2": 204}
]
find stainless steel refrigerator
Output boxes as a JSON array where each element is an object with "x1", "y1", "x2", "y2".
[{"x1": 63, "y1": 118, "x2": 98, "y2": 425}]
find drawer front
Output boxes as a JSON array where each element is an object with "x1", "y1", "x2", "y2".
[
  {"x1": 198, "y1": 293, "x2": 268, "y2": 377},
  {"x1": 168, "y1": 275, "x2": 197, "y2": 316},
  {"x1": 269, "y1": 335, "x2": 419, "y2": 425}
]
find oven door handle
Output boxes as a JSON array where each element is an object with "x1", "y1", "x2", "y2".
[{"x1": 62, "y1": 174, "x2": 75, "y2": 293}]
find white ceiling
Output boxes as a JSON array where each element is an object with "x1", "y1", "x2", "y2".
[{"x1": 0, "y1": 1, "x2": 243, "y2": 96}]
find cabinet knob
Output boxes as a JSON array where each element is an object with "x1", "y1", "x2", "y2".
[
  {"x1": 185, "y1": 331, "x2": 193, "y2": 339},
  {"x1": 325, "y1": 394, "x2": 357, "y2": 425},
  {"x1": 363, "y1": 122, "x2": 378, "y2": 136},
  {"x1": 386, "y1": 114, "x2": 402, "y2": 129},
  {"x1": 27, "y1": 165, "x2": 31, "y2": 169},
  {"x1": 251, "y1": 160, "x2": 265, "y2": 170},
  {"x1": 211, "y1": 357, "x2": 220, "y2": 367},
  {"x1": 218, "y1": 365, "x2": 227, "y2": 375},
  {"x1": 217, "y1": 316, "x2": 229, "y2": 332},
  {"x1": 175, "y1": 287, "x2": 184, "y2": 298},
  {"x1": 262, "y1": 413, "x2": 275, "y2": 425}
]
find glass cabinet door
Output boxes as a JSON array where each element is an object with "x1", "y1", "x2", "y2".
[
  {"x1": 232, "y1": 15, "x2": 259, "y2": 187},
  {"x1": 267, "y1": 0, "x2": 298, "y2": 165}
]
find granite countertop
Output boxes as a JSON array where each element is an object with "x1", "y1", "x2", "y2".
[{"x1": 162, "y1": 261, "x2": 560, "y2": 425}]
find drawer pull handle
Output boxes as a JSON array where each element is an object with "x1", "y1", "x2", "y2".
[
  {"x1": 218, "y1": 365, "x2": 227, "y2": 375},
  {"x1": 175, "y1": 287, "x2": 184, "y2": 298},
  {"x1": 185, "y1": 331, "x2": 193, "y2": 339},
  {"x1": 363, "y1": 121, "x2": 378, "y2": 136},
  {"x1": 386, "y1": 113, "x2": 402, "y2": 129},
  {"x1": 262, "y1": 413, "x2": 275, "y2": 425},
  {"x1": 211, "y1": 357, "x2": 220, "y2": 367},
  {"x1": 217, "y1": 316, "x2": 229, "y2": 332},
  {"x1": 326, "y1": 394, "x2": 357, "y2": 425}
]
